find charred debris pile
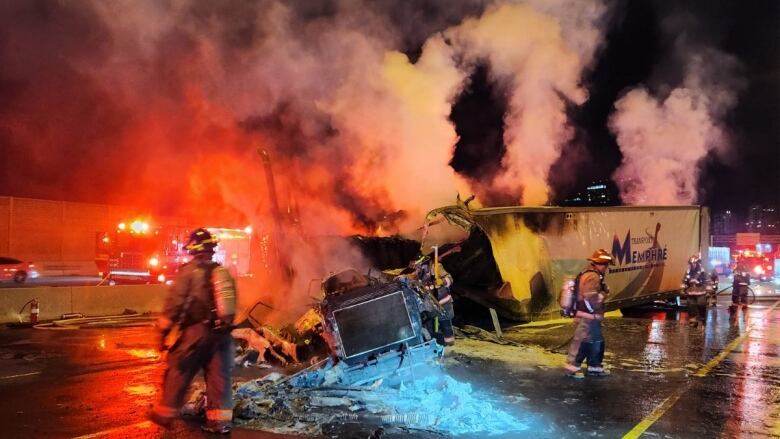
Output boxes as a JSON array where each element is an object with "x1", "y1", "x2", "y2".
[{"x1": 223, "y1": 268, "x2": 530, "y2": 437}]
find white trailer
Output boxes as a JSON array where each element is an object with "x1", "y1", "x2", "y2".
[{"x1": 423, "y1": 205, "x2": 709, "y2": 321}]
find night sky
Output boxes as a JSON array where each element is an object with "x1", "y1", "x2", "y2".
[{"x1": 0, "y1": 0, "x2": 777, "y2": 226}]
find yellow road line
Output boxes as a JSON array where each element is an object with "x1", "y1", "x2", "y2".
[
  {"x1": 622, "y1": 299, "x2": 780, "y2": 439},
  {"x1": 693, "y1": 330, "x2": 752, "y2": 378},
  {"x1": 71, "y1": 421, "x2": 153, "y2": 439},
  {"x1": 622, "y1": 387, "x2": 687, "y2": 439}
]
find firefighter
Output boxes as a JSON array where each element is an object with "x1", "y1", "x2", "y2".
[
  {"x1": 564, "y1": 249, "x2": 612, "y2": 379},
  {"x1": 707, "y1": 269, "x2": 720, "y2": 307},
  {"x1": 149, "y1": 228, "x2": 237, "y2": 434},
  {"x1": 731, "y1": 264, "x2": 751, "y2": 312},
  {"x1": 414, "y1": 255, "x2": 456, "y2": 346},
  {"x1": 683, "y1": 255, "x2": 704, "y2": 291},
  {"x1": 682, "y1": 255, "x2": 708, "y2": 327},
  {"x1": 686, "y1": 270, "x2": 709, "y2": 327}
]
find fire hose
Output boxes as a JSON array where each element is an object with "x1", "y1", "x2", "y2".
[
  {"x1": 16, "y1": 298, "x2": 40, "y2": 323},
  {"x1": 710, "y1": 285, "x2": 757, "y2": 305},
  {"x1": 32, "y1": 313, "x2": 156, "y2": 330}
]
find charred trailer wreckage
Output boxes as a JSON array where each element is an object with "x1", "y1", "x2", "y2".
[{"x1": 423, "y1": 204, "x2": 709, "y2": 322}]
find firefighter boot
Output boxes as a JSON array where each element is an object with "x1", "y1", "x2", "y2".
[
  {"x1": 148, "y1": 410, "x2": 174, "y2": 430},
  {"x1": 201, "y1": 420, "x2": 232, "y2": 434},
  {"x1": 586, "y1": 366, "x2": 610, "y2": 378},
  {"x1": 564, "y1": 363, "x2": 584, "y2": 379}
]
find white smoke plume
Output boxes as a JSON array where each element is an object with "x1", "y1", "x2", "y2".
[
  {"x1": 446, "y1": 1, "x2": 607, "y2": 205},
  {"x1": 1, "y1": 0, "x2": 612, "y2": 321},
  {"x1": 610, "y1": 49, "x2": 743, "y2": 204}
]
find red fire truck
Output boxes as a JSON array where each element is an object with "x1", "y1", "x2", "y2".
[
  {"x1": 95, "y1": 219, "x2": 189, "y2": 284},
  {"x1": 96, "y1": 220, "x2": 255, "y2": 284},
  {"x1": 732, "y1": 249, "x2": 775, "y2": 282}
]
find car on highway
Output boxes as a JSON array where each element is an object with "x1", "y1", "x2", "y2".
[{"x1": 0, "y1": 257, "x2": 39, "y2": 284}]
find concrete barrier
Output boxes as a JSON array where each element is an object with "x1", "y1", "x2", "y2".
[
  {"x1": 0, "y1": 284, "x2": 166, "y2": 324},
  {"x1": 1, "y1": 278, "x2": 275, "y2": 324},
  {"x1": 70, "y1": 285, "x2": 167, "y2": 317},
  {"x1": 0, "y1": 287, "x2": 73, "y2": 323}
]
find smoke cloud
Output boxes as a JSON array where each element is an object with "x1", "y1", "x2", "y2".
[
  {"x1": 0, "y1": 0, "x2": 616, "y2": 318},
  {"x1": 609, "y1": 17, "x2": 745, "y2": 205},
  {"x1": 1, "y1": 0, "x2": 612, "y2": 227},
  {"x1": 447, "y1": 1, "x2": 607, "y2": 205}
]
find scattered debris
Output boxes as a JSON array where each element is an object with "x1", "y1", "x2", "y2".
[
  {"x1": 233, "y1": 354, "x2": 532, "y2": 437},
  {"x1": 232, "y1": 328, "x2": 289, "y2": 366},
  {"x1": 231, "y1": 269, "x2": 533, "y2": 437}
]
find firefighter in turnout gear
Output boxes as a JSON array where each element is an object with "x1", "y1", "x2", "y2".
[
  {"x1": 683, "y1": 255, "x2": 705, "y2": 291},
  {"x1": 150, "y1": 228, "x2": 237, "y2": 434},
  {"x1": 564, "y1": 249, "x2": 612, "y2": 379},
  {"x1": 684, "y1": 255, "x2": 709, "y2": 327},
  {"x1": 414, "y1": 255, "x2": 456, "y2": 346},
  {"x1": 731, "y1": 264, "x2": 751, "y2": 312}
]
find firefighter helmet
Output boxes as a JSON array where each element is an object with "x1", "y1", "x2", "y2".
[
  {"x1": 588, "y1": 249, "x2": 613, "y2": 265},
  {"x1": 185, "y1": 228, "x2": 218, "y2": 255}
]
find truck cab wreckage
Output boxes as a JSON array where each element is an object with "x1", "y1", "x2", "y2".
[{"x1": 231, "y1": 268, "x2": 459, "y2": 435}]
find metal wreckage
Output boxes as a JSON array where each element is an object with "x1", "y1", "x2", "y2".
[
  {"x1": 186, "y1": 261, "x2": 527, "y2": 436},
  {"x1": 228, "y1": 267, "x2": 456, "y2": 436},
  {"x1": 183, "y1": 203, "x2": 707, "y2": 435}
]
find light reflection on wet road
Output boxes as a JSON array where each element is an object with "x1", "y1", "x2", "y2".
[{"x1": 0, "y1": 288, "x2": 778, "y2": 438}]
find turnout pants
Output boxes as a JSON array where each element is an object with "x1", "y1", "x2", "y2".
[
  {"x1": 732, "y1": 287, "x2": 749, "y2": 306},
  {"x1": 153, "y1": 323, "x2": 234, "y2": 423},
  {"x1": 439, "y1": 301, "x2": 455, "y2": 346},
  {"x1": 687, "y1": 294, "x2": 708, "y2": 323},
  {"x1": 565, "y1": 318, "x2": 605, "y2": 372}
]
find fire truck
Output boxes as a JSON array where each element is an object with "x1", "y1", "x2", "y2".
[
  {"x1": 732, "y1": 249, "x2": 775, "y2": 282},
  {"x1": 96, "y1": 219, "x2": 253, "y2": 284}
]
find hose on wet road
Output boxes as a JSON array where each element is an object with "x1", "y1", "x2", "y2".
[{"x1": 32, "y1": 313, "x2": 156, "y2": 330}]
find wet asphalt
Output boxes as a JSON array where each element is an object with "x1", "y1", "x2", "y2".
[{"x1": 0, "y1": 283, "x2": 778, "y2": 439}]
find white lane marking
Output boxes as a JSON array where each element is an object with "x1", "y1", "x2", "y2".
[
  {"x1": 70, "y1": 420, "x2": 153, "y2": 439},
  {"x1": 0, "y1": 371, "x2": 41, "y2": 379}
]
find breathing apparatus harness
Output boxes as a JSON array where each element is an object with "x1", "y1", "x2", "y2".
[{"x1": 561, "y1": 268, "x2": 605, "y2": 318}]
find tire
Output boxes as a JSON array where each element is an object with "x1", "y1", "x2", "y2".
[{"x1": 13, "y1": 271, "x2": 27, "y2": 284}]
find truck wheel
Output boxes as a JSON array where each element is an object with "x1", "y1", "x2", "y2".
[{"x1": 13, "y1": 271, "x2": 27, "y2": 284}]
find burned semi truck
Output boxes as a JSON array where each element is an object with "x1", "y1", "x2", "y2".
[{"x1": 424, "y1": 205, "x2": 709, "y2": 322}]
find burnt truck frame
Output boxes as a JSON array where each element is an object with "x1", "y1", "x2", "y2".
[
  {"x1": 313, "y1": 269, "x2": 443, "y2": 385},
  {"x1": 423, "y1": 204, "x2": 709, "y2": 322}
]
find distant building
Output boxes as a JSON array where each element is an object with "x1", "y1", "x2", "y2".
[
  {"x1": 562, "y1": 180, "x2": 620, "y2": 207},
  {"x1": 712, "y1": 210, "x2": 737, "y2": 235},
  {"x1": 746, "y1": 205, "x2": 779, "y2": 233}
]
